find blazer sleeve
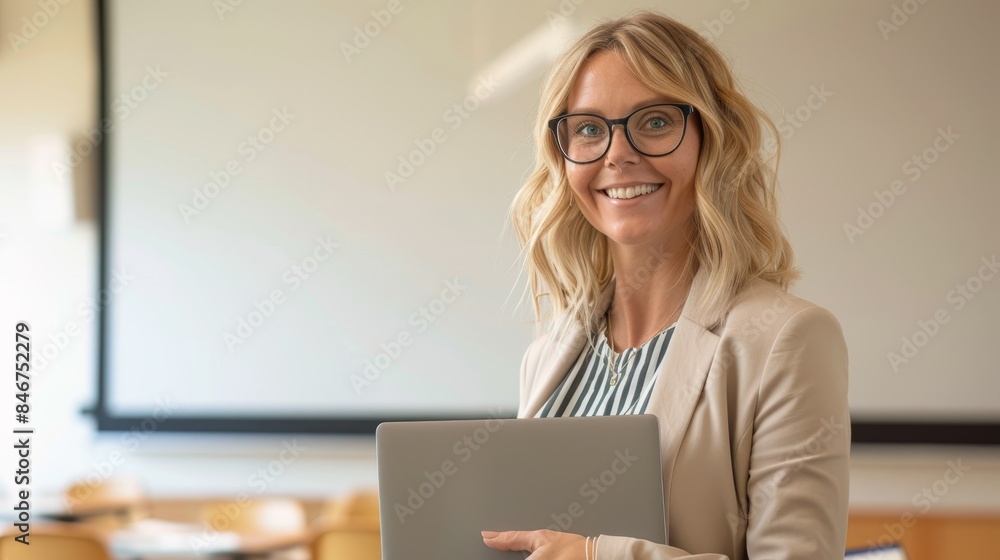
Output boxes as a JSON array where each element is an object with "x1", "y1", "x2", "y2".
[
  {"x1": 742, "y1": 306, "x2": 850, "y2": 559},
  {"x1": 595, "y1": 306, "x2": 850, "y2": 560}
]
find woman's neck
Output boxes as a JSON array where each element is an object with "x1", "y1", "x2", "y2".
[{"x1": 606, "y1": 240, "x2": 693, "y2": 352}]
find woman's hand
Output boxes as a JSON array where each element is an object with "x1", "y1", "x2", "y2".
[{"x1": 482, "y1": 529, "x2": 590, "y2": 559}]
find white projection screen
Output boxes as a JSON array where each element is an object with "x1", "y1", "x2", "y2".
[{"x1": 98, "y1": 0, "x2": 999, "y2": 442}]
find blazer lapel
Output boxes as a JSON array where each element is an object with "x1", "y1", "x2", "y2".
[
  {"x1": 519, "y1": 283, "x2": 615, "y2": 418},
  {"x1": 645, "y1": 267, "x2": 722, "y2": 539},
  {"x1": 645, "y1": 313, "x2": 719, "y2": 539},
  {"x1": 519, "y1": 324, "x2": 587, "y2": 419}
]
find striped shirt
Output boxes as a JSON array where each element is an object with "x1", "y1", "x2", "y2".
[{"x1": 534, "y1": 323, "x2": 675, "y2": 417}]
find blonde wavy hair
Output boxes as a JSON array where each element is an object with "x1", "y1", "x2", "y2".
[{"x1": 511, "y1": 10, "x2": 797, "y2": 334}]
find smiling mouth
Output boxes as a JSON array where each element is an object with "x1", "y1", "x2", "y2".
[{"x1": 602, "y1": 183, "x2": 663, "y2": 200}]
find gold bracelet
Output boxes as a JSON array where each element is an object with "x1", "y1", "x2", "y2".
[{"x1": 585, "y1": 536, "x2": 591, "y2": 560}]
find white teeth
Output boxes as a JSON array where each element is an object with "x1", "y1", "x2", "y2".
[{"x1": 604, "y1": 184, "x2": 661, "y2": 200}]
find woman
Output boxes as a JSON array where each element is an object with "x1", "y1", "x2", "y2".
[{"x1": 482, "y1": 11, "x2": 850, "y2": 560}]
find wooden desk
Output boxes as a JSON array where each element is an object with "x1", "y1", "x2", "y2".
[
  {"x1": 49, "y1": 498, "x2": 139, "y2": 524},
  {"x1": 109, "y1": 520, "x2": 310, "y2": 558},
  {"x1": 846, "y1": 513, "x2": 1000, "y2": 560}
]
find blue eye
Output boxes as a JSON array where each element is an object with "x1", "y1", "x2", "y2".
[
  {"x1": 635, "y1": 112, "x2": 678, "y2": 135},
  {"x1": 576, "y1": 123, "x2": 603, "y2": 136}
]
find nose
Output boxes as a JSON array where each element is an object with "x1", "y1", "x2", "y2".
[{"x1": 604, "y1": 124, "x2": 640, "y2": 169}]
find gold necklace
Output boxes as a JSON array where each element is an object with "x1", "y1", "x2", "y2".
[{"x1": 606, "y1": 297, "x2": 685, "y2": 387}]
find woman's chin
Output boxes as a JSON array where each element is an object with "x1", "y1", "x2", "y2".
[{"x1": 603, "y1": 229, "x2": 665, "y2": 249}]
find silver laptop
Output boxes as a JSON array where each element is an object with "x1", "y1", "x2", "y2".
[{"x1": 376, "y1": 414, "x2": 666, "y2": 559}]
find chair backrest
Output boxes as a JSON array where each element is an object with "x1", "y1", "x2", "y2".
[
  {"x1": 63, "y1": 476, "x2": 147, "y2": 529},
  {"x1": 64, "y1": 476, "x2": 146, "y2": 509},
  {"x1": 200, "y1": 497, "x2": 306, "y2": 535},
  {"x1": 311, "y1": 519, "x2": 381, "y2": 560},
  {"x1": 0, "y1": 525, "x2": 111, "y2": 560},
  {"x1": 323, "y1": 488, "x2": 380, "y2": 525}
]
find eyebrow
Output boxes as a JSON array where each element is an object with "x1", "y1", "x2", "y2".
[{"x1": 565, "y1": 98, "x2": 682, "y2": 116}]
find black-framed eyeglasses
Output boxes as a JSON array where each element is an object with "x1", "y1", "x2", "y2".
[{"x1": 547, "y1": 103, "x2": 696, "y2": 164}]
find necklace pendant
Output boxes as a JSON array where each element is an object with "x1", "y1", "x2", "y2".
[{"x1": 609, "y1": 372, "x2": 619, "y2": 386}]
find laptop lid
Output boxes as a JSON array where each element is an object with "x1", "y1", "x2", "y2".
[{"x1": 376, "y1": 414, "x2": 666, "y2": 559}]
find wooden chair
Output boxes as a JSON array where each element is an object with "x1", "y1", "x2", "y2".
[
  {"x1": 0, "y1": 524, "x2": 111, "y2": 560},
  {"x1": 311, "y1": 519, "x2": 381, "y2": 560},
  {"x1": 62, "y1": 476, "x2": 148, "y2": 529},
  {"x1": 200, "y1": 497, "x2": 307, "y2": 535},
  {"x1": 321, "y1": 488, "x2": 380, "y2": 525},
  {"x1": 200, "y1": 497, "x2": 309, "y2": 559}
]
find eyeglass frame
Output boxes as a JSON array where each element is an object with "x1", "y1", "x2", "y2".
[{"x1": 547, "y1": 103, "x2": 696, "y2": 164}]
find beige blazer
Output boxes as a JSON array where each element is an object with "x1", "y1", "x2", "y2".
[{"x1": 517, "y1": 270, "x2": 850, "y2": 560}]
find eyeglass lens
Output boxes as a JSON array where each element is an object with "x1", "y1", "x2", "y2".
[{"x1": 555, "y1": 105, "x2": 686, "y2": 163}]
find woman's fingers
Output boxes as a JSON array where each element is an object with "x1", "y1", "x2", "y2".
[
  {"x1": 482, "y1": 529, "x2": 587, "y2": 559},
  {"x1": 482, "y1": 529, "x2": 547, "y2": 551}
]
